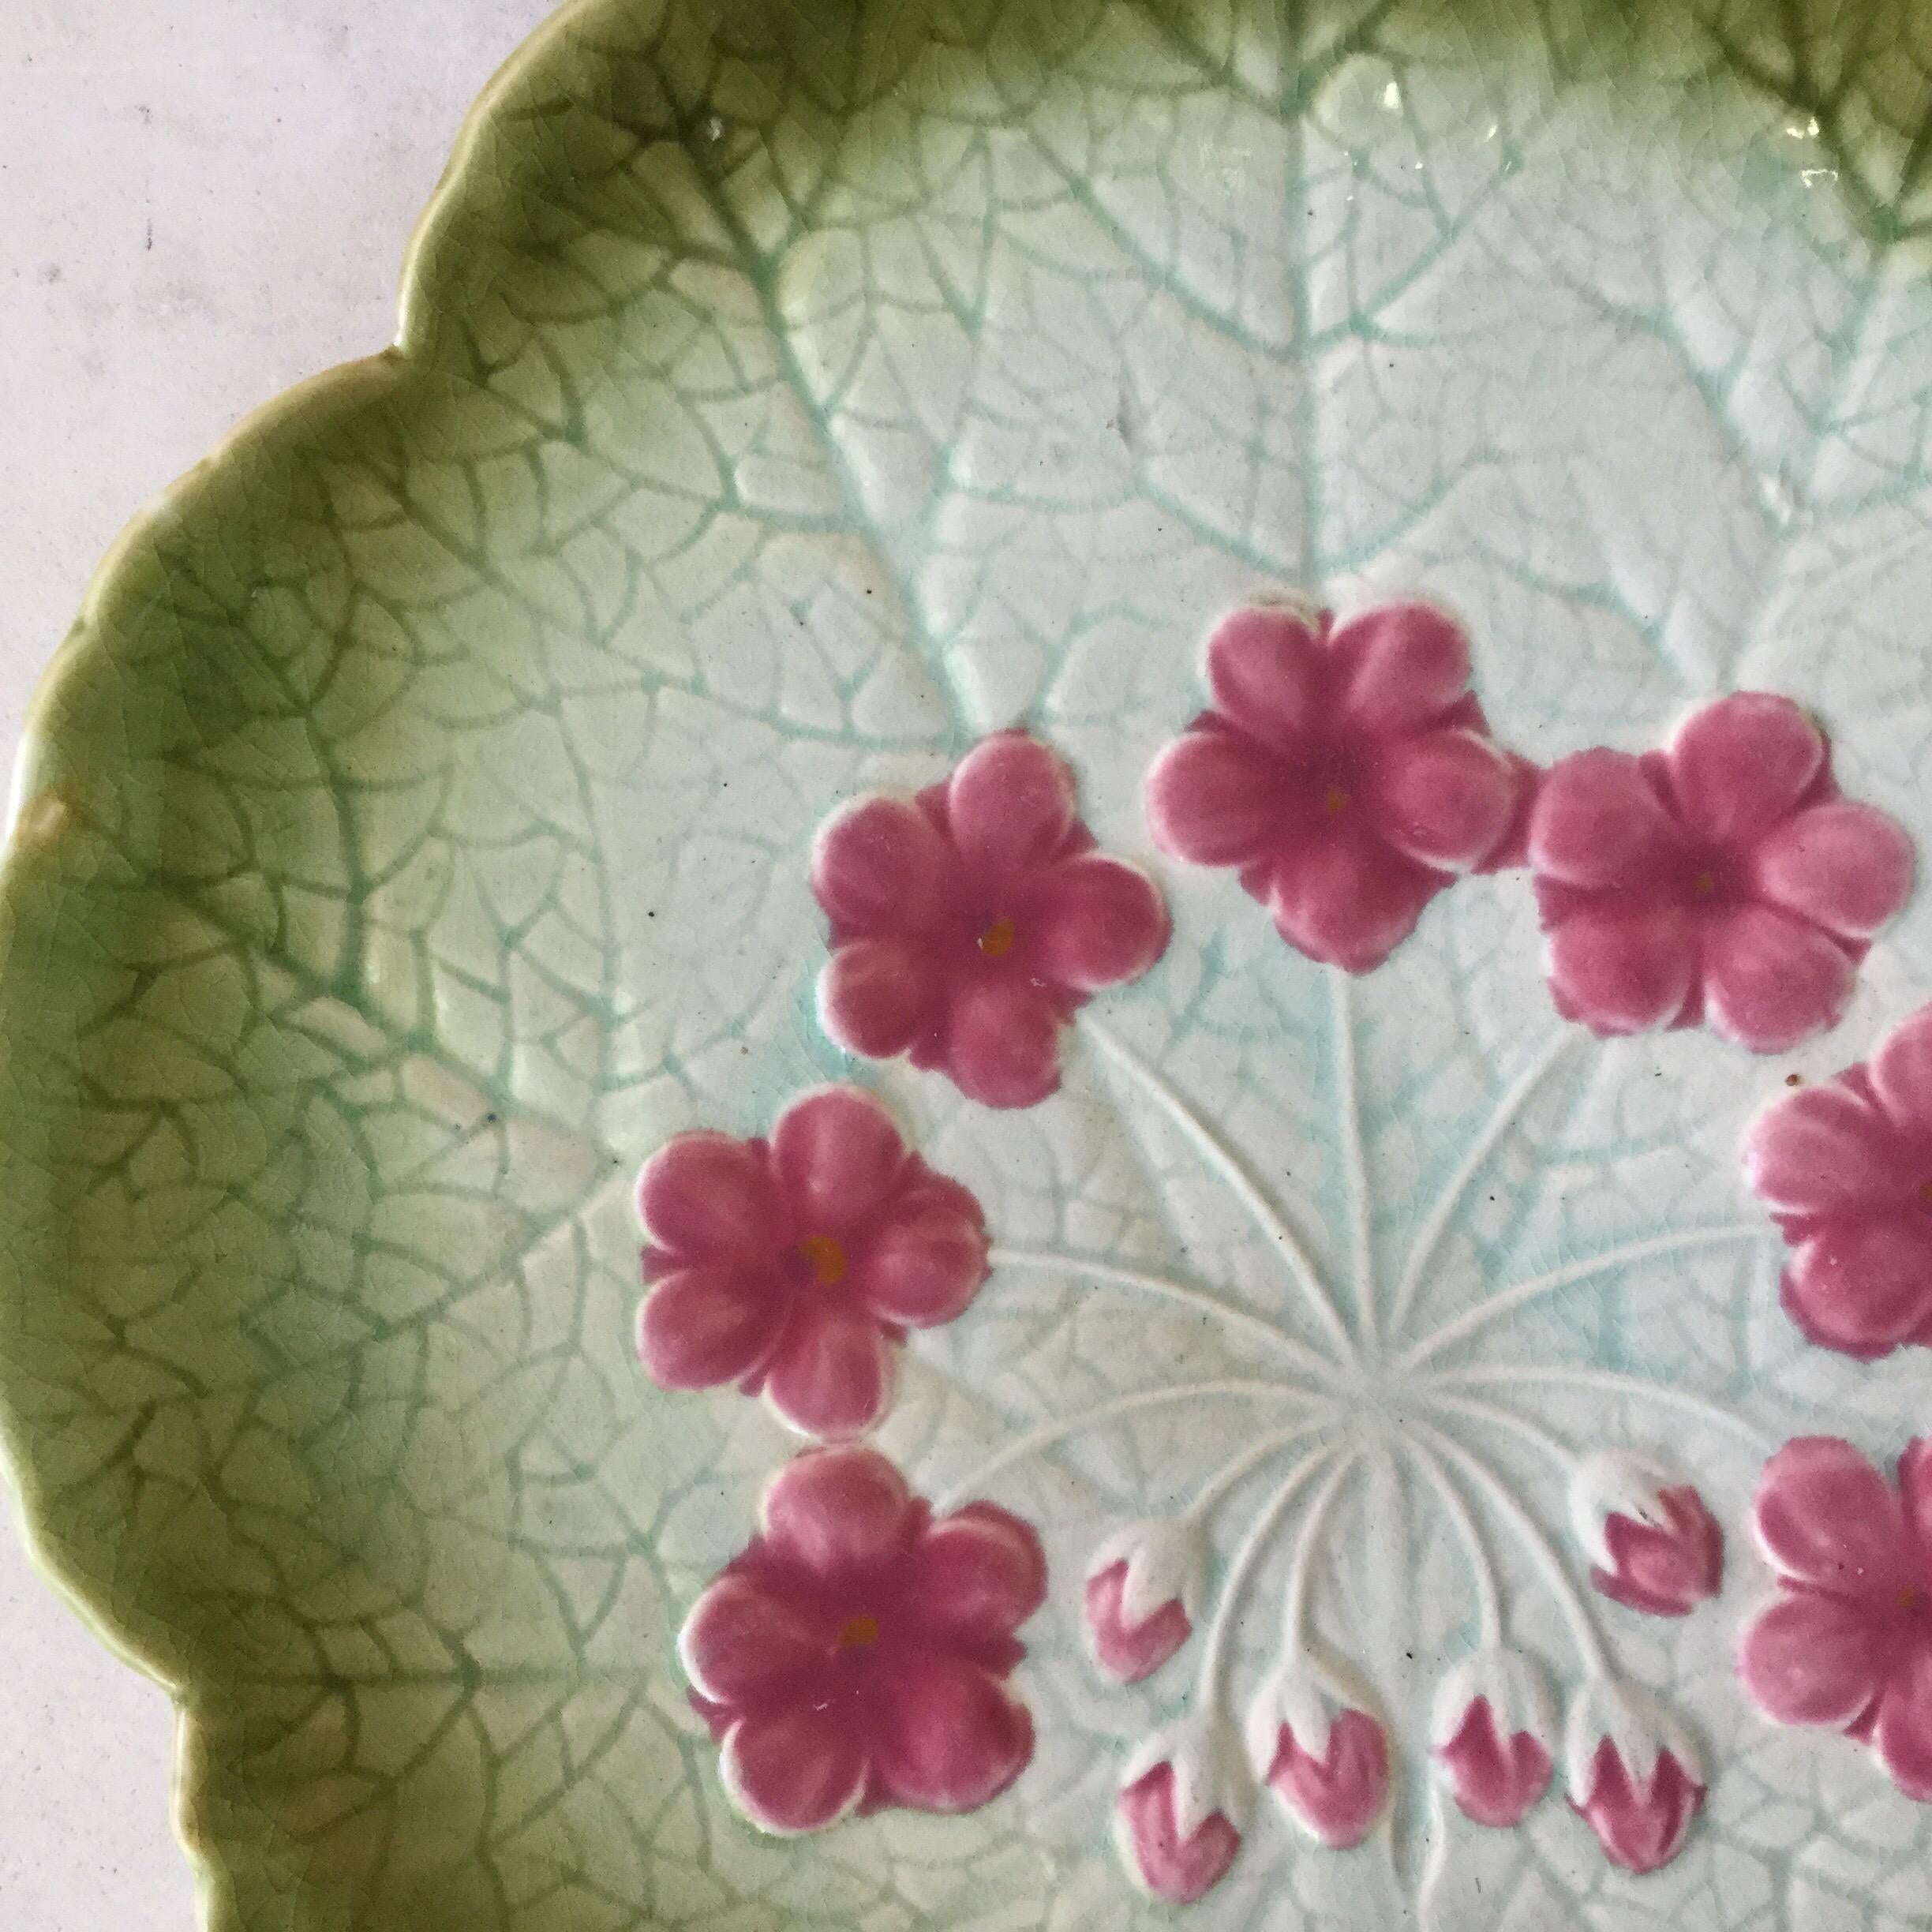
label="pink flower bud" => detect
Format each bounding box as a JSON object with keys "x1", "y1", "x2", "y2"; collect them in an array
[
  {"x1": 1570, "y1": 1450, "x2": 1723, "y2": 1617},
  {"x1": 1566, "y1": 1681, "x2": 1705, "y2": 1872},
  {"x1": 1115, "y1": 1717, "x2": 1249, "y2": 1903},
  {"x1": 1430, "y1": 1648, "x2": 1555, "y2": 1828},
  {"x1": 1244, "y1": 1656, "x2": 1389, "y2": 1849},
  {"x1": 1084, "y1": 1518, "x2": 1204, "y2": 1683}
]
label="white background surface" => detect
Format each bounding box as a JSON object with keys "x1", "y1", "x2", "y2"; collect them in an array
[{"x1": 0, "y1": 4, "x2": 556, "y2": 1922}]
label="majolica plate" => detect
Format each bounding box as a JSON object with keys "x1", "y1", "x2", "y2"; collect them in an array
[{"x1": 10, "y1": 1, "x2": 1932, "y2": 1926}]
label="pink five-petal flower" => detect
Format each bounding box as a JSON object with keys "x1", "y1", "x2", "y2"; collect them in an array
[
  {"x1": 1115, "y1": 1717, "x2": 1250, "y2": 1904},
  {"x1": 1738, "y1": 1436, "x2": 1932, "y2": 1801},
  {"x1": 1245, "y1": 1655, "x2": 1391, "y2": 1849},
  {"x1": 1084, "y1": 1517, "x2": 1206, "y2": 1683},
  {"x1": 812, "y1": 732, "x2": 1170, "y2": 1110},
  {"x1": 1565, "y1": 1681, "x2": 1705, "y2": 1873},
  {"x1": 1568, "y1": 1450, "x2": 1724, "y2": 1618},
  {"x1": 1431, "y1": 1648, "x2": 1556, "y2": 1829},
  {"x1": 1744, "y1": 1002, "x2": 1932, "y2": 1359},
  {"x1": 680, "y1": 1446, "x2": 1046, "y2": 1832},
  {"x1": 1528, "y1": 692, "x2": 1913, "y2": 1051},
  {"x1": 637, "y1": 1087, "x2": 990, "y2": 1440},
  {"x1": 1144, "y1": 600, "x2": 1531, "y2": 974}
]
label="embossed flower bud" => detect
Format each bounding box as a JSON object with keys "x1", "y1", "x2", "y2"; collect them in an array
[
  {"x1": 1569, "y1": 1449, "x2": 1723, "y2": 1616},
  {"x1": 1084, "y1": 1517, "x2": 1206, "y2": 1683},
  {"x1": 1115, "y1": 1716, "x2": 1249, "y2": 1904},
  {"x1": 1566, "y1": 1679, "x2": 1705, "y2": 1873},
  {"x1": 1243, "y1": 1653, "x2": 1389, "y2": 1849},
  {"x1": 1430, "y1": 1646, "x2": 1556, "y2": 1828}
]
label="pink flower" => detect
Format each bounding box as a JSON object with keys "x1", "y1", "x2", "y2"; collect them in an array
[
  {"x1": 680, "y1": 1446, "x2": 1046, "y2": 1833},
  {"x1": 1430, "y1": 1649, "x2": 1555, "y2": 1828},
  {"x1": 1144, "y1": 600, "x2": 1530, "y2": 973},
  {"x1": 1084, "y1": 1518, "x2": 1205, "y2": 1683},
  {"x1": 1565, "y1": 1682, "x2": 1705, "y2": 1873},
  {"x1": 1738, "y1": 1436, "x2": 1932, "y2": 1801},
  {"x1": 1745, "y1": 1003, "x2": 1932, "y2": 1358},
  {"x1": 637, "y1": 1087, "x2": 990, "y2": 1440},
  {"x1": 1568, "y1": 1451, "x2": 1724, "y2": 1618},
  {"x1": 1115, "y1": 1717, "x2": 1249, "y2": 1904},
  {"x1": 813, "y1": 732, "x2": 1170, "y2": 1109},
  {"x1": 1245, "y1": 1657, "x2": 1391, "y2": 1848},
  {"x1": 1528, "y1": 692, "x2": 1912, "y2": 1051}
]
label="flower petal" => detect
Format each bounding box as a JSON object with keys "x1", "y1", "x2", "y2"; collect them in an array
[
  {"x1": 818, "y1": 935, "x2": 942, "y2": 1061},
  {"x1": 1702, "y1": 904, "x2": 1856, "y2": 1053},
  {"x1": 1874, "y1": 1645, "x2": 1932, "y2": 1802},
  {"x1": 1263, "y1": 1707, "x2": 1391, "y2": 1848},
  {"x1": 770, "y1": 1087, "x2": 907, "y2": 1236},
  {"x1": 871, "y1": 1652, "x2": 1035, "y2": 1812},
  {"x1": 1738, "y1": 1592, "x2": 1885, "y2": 1730},
  {"x1": 904, "y1": 1503, "x2": 1048, "y2": 1646},
  {"x1": 1743, "y1": 1080, "x2": 1910, "y2": 1219},
  {"x1": 637, "y1": 1133, "x2": 783, "y2": 1263},
  {"x1": 1751, "y1": 1436, "x2": 1909, "y2": 1592},
  {"x1": 1144, "y1": 728, "x2": 1284, "y2": 867},
  {"x1": 1870, "y1": 1003, "x2": 1932, "y2": 1141},
  {"x1": 680, "y1": 1571, "x2": 826, "y2": 1705},
  {"x1": 763, "y1": 1304, "x2": 894, "y2": 1440},
  {"x1": 1086, "y1": 1563, "x2": 1193, "y2": 1683},
  {"x1": 1898, "y1": 1439, "x2": 1932, "y2": 1559},
  {"x1": 942, "y1": 978, "x2": 1065, "y2": 1110},
  {"x1": 1117, "y1": 1763, "x2": 1241, "y2": 1904},
  {"x1": 1267, "y1": 823, "x2": 1440, "y2": 973},
  {"x1": 1752, "y1": 800, "x2": 1914, "y2": 939},
  {"x1": 1031, "y1": 855, "x2": 1171, "y2": 992},
  {"x1": 946, "y1": 732, "x2": 1080, "y2": 878},
  {"x1": 1528, "y1": 749, "x2": 1685, "y2": 889},
  {"x1": 637, "y1": 1264, "x2": 779, "y2": 1391},
  {"x1": 852, "y1": 1190, "x2": 990, "y2": 1327},
  {"x1": 1593, "y1": 1486, "x2": 1723, "y2": 1617},
  {"x1": 811, "y1": 794, "x2": 949, "y2": 934},
  {"x1": 1436, "y1": 1699, "x2": 1552, "y2": 1829},
  {"x1": 761, "y1": 1446, "x2": 916, "y2": 1581},
  {"x1": 1544, "y1": 906, "x2": 1697, "y2": 1035},
  {"x1": 1203, "y1": 605, "x2": 1324, "y2": 750},
  {"x1": 1669, "y1": 693, "x2": 1825, "y2": 847},
  {"x1": 1365, "y1": 726, "x2": 1518, "y2": 872},
  {"x1": 1329, "y1": 601, "x2": 1472, "y2": 736},
  {"x1": 721, "y1": 1704, "x2": 867, "y2": 1834},
  {"x1": 1782, "y1": 1218, "x2": 1932, "y2": 1360}
]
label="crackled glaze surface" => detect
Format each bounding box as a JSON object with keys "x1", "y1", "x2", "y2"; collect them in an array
[{"x1": 10, "y1": 2, "x2": 1932, "y2": 1928}]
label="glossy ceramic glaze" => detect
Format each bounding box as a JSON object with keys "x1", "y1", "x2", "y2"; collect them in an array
[{"x1": 7, "y1": 2, "x2": 1932, "y2": 1926}]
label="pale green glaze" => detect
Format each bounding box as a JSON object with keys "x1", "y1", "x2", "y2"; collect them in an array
[{"x1": 6, "y1": 2, "x2": 1932, "y2": 1926}]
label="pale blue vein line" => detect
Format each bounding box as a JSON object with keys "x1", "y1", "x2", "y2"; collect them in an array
[
  {"x1": 1082, "y1": 1017, "x2": 1357, "y2": 1363},
  {"x1": 1398, "y1": 1222, "x2": 1769, "y2": 1372},
  {"x1": 1387, "y1": 1028, "x2": 1574, "y2": 1343},
  {"x1": 1282, "y1": 1451, "x2": 1354, "y2": 1652},
  {"x1": 1331, "y1": 966, "x2": 1377, "y2": 1354},
  {"x1": 1432, "y1": 1365, "x2": 1774, "y2": 1452},
  {"x1": 1185, "y1": 1415, "x2": 1338, "y2": 1526},
  {"x1": 988, "y1": 1246, "x2": 1335, "y2": 1378},
  {"x1": 1422, "y1": 1390, "x2": 1576, "y2": 1475},
  {"x1": 1413, "y1": 1420, "x2": 1608, "y2": 1677},
  {"x1": 937, "y1": 1381, "x2": 1324, "y2": 1511},
  {"x1": 1406, "y1": 1438, "x2": 1502, "y2": 1646},
  {"x1": 1199, "y1": 1447, "x2": 1345, "y2": 1709}
]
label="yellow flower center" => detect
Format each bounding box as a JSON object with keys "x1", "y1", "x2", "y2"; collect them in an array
[
  {"x1": 1323, "y1": 784, "x2": 1349, "y2": 816},
  {"x1": 797, "y1": 1234, "x2": 847, "y2": 1286},
  {"x1": 836, "y1": 1613, "x2": 880, "y2": 1650},
  {"x1": 978, "y1": 915, "x2": 1017, "y2": 959}
]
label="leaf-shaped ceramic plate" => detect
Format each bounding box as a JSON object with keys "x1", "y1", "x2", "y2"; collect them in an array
[{"x1": 10, "y1": 1, "x2": 1932, "y2": 1926}]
